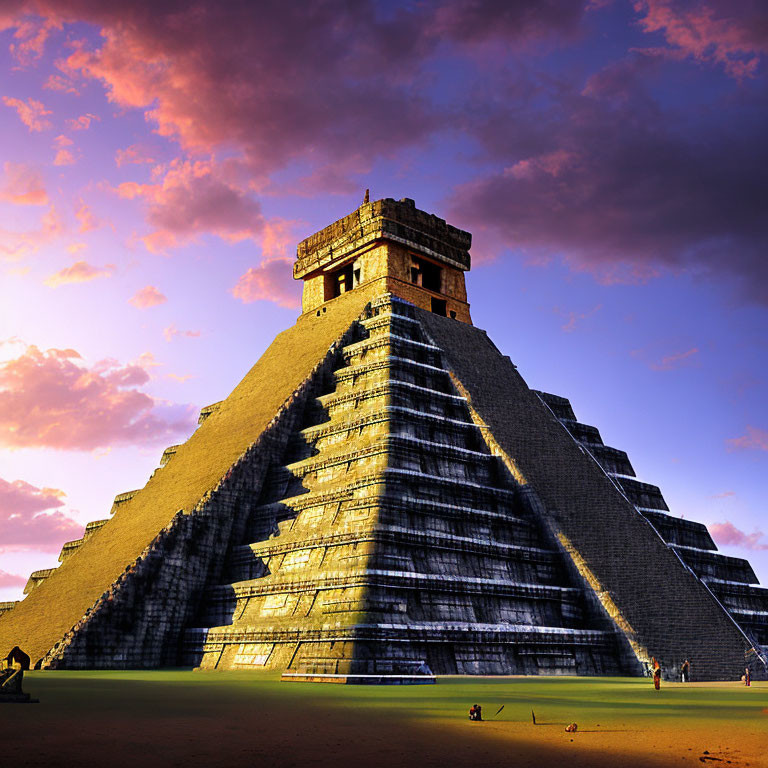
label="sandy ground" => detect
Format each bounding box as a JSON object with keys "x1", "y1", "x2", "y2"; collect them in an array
[
  {"x1": 441, "y1": 713, "x2": 768, "y2": 768},
  {"x1": 4, "y1": 674, "x2": 766, "y2": 768}
]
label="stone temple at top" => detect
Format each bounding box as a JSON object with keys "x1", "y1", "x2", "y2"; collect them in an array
[{"x1": 1, "y1": 197, "x2": 766, "y2": 682}]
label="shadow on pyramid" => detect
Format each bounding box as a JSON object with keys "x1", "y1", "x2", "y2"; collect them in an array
[{"x1": 1, "y1": 198, "x2": 766, "y2": 683}]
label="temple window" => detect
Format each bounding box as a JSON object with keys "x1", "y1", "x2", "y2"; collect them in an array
[
  {"x1": 431, "y1": 298, "x2": 447, "y2": 316},
  {"x1": 326, "y1": 259, "x2": 362, "y2": 300},
  {"x1": 410, "y1": 256, "x2": 442, "y2": 293}
]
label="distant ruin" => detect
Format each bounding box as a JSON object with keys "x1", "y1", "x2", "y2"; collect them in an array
[{"x1": 1, "y1": 198, "x2": 765, "y2": 682}]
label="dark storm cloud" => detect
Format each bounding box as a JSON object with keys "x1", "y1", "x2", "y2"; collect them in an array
[{"x1": 448, "y1": 54, "x2": 768, "y2": 300}]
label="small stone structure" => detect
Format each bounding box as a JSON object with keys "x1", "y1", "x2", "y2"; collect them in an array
[
  {"x1": 0, "y1": 198, "x2": 765, "y2": 681},
  {"x1": 1, "y1": 646, "x2": 35, "y2": 703}
]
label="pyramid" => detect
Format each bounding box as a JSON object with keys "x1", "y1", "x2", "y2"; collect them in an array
[{"x1": 1, "y1": 198, "x2": 766, "y2": 682}]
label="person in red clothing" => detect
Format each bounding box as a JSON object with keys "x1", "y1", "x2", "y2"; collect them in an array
[{"x1": 652, "y1": 658, "x2": 662, "y2": 691}]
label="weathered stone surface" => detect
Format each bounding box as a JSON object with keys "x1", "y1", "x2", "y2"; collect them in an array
[
  {"x1": 536, "y1": 389, "x2": 768, "y2": 666},
  {"x1": 418, "y1": 310, "x2": 763, "y2": 680},
  {"x1": 295, "y1": 197, "x2": 471, "y2": 279}
]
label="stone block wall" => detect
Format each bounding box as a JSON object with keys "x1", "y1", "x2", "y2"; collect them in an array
[
  {"x1": 419, "y1": 309, "x2": 758, "y2": 681},
  {"x1": 184, "y1": 295, "x2": 634, "y2": 677},
  {"x1": 36, "y1": 327, "x2": 360, "y2": 669}
]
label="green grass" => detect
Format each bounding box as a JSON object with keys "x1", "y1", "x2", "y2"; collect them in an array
[{"x1": 22, "y1": 671, "x2": 767, "y2": 729}]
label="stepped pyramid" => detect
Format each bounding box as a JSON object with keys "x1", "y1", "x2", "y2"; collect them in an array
[{"x1": 1, "y1": 197, "x2": 766, "y2": 682}]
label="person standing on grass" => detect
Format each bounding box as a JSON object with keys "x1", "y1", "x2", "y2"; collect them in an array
[
  {"x1": 744, "y1": 667, "x2": 751, "y2": 687},
  {"x1": 681, "y1": 659, "x2": 690, "y2": 683},
  {"x1": 652, "y1": 658, "x2": 662, "y2": 691}
]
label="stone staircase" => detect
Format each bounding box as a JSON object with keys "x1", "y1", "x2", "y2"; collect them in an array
[
  {"x1": 537, "y1": 390, "x2": 768, "y2": 671},
  {"x1": 182, "y1": 296, "x2": 634, "y2": 676}
]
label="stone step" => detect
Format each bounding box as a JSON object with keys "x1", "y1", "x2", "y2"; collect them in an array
[
  {"x1": 673, "y1": 545, "x2": 758, "y2": 584},
  {"x1": 559, "y1": 419, "x2": 604, "y2": 446},
  {"x1": 231, "y1": 526, "x2": 556, "y2": 568},
  {"x1": 640, "y1": 509, "x2": 716, "y2": 550},
  {"x1": 247, "y1": 496, "x2": 533, "y2": 548},
  {"x1": 190, "y1": 621, "x2": 617, "y2": 647},
  {"x1": 535, "y1": 391, "x2": 577, "y2": 421},
  {"x1": 307, "y1": 380, "x2": 470, "y2": 427},
  {"x1": 23, "y1": 568, "x2": 57, "y2": 595},
  {"x1": 294, "y1": 405, "x2": 480, "y2": 449},
  {"x1": 205, "y1": 570, "x2": 581, "y2": 602},
  {"x1": 264, "y1": 436, "x2": 498, "y2": 501},
  {"x1": 197, "y1": 400, "x2": 223, "y2": 425},
  {"x1": 160, "y1": 444, "x2": 181, "y2": 466},
  {"x1": 110, "y1": 489, "x2": 140, "y2": 515},
  {"x1": 584, "y1": 444, "x2": 635, "y2": 477},
  {"x1": 613, "y1": 476, "x2": 669, "y2": 511}
]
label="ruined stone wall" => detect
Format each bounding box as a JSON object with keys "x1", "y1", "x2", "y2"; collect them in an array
[{"x1": 419, "y1": 310, "x2": 754, "y2": 680}]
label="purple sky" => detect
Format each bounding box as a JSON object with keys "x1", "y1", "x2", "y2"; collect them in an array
[{"x1": 1, "y1": 0, "x2": 767, "y2": 600}]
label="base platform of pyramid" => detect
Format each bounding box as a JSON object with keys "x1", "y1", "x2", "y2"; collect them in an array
[{"x1": 1, "y1": 198, "x2": 765, "y2": 681}]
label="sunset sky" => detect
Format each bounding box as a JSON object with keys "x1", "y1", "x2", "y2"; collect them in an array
[{"x1": 1, "y1": 0, "x2": 767, "y2": 602}]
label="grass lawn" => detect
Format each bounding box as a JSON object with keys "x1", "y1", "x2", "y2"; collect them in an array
[{"x1": 6, "y1": 672, "x2": 767, "y2": 768}]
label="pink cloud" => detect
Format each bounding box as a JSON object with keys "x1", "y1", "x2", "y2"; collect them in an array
[
  {"x1": 66, "y1": 113, "x2": 99, "y2": 131},
  {"x1": 0, "y1": 1, "x2": 588, "y2": 253},
  {"x1": 53, "y1": 150, "x2": 74, "y2": 166},
  {"x1": 129, "y1": 285, "x2": 167, "y2": 308},
  {"x1": 555, "y1": 303, "x2": 602, "y2": 332},
  {"x1": 0, "y1": 569, "x2": 26, "y2": 588},
  {"x1": 0, "y1": 343, "x2": 196, "y2": 450},
  {"x1": 232, "y1": 256, "x2": 300, "y2": 309},
  {"x1": 7, "y1": 13, "x2": 61, "y2": 65},
  {"x1": 75, "y1": 202, "x2": 101, "y2": 233},
  {"x1": 0, "y1": 204, "x2": 65, "y2": 261},
  {"x1": 649, "y1": 347, "x2": 700, "y2": 371},
  {"x1": 115, "y1": 160, "x2": 267, "y2": 252},
  {"x1": 53, "y1": 135, "x2": 76, "y2": 166},
  {"x1": 635, "y1": 0, "x2": 768, "y2": 79},
  {"x1": 44, "y1": 260, "x2": 115, "y2": 287},
  {"x1": 50, "y1": 5, "x2": 441, "y2": 177},
  {"x1": 0, "y1": 475, "x2": 81, "y2": 554},
  {"x1": 260, "y1": 218, "x2": 300, "y2": 259},
  {"x1": 115, "y1": 143, "x2": 156, "y2": 167},
  {"x1": 0, "y1": 162, "x2": 48, "y2": 205},
  {"x1": 711, "y1": 490, "x2": 736, "y2": 498},
  {"x1": 630, "y1": 346, "x2": 700, "y2": 370},
  {"x1": 163, "y1": 324, "x2": 201, "y2": 342},
  {"x1": 505, "y1": 149, "x2": 577, "y2": 180},
  {"x1": 2, "y1": 96, "x2": 53, "y2": 132},
  {"x1": 710, "y1": 521, "x2": 768, "y2": 550},
  {"x1": 726, "y1": 425, "x2": 768, "y2": 452},
  {"x1": 43, "y1": 73, "x2": 80, "y2": 95}
]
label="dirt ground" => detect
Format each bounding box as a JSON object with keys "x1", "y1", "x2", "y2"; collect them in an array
[{"x1": 4, "y1": 673, "x2": 766, "y2": 768}]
